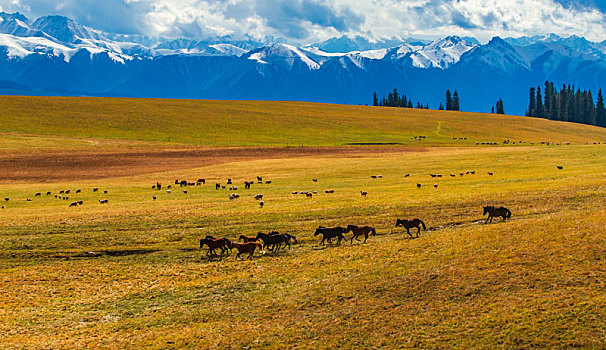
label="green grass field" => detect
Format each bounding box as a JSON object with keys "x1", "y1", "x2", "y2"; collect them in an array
[{"x1": 1, "y1": 96, "x2": 605, "y2": 349}]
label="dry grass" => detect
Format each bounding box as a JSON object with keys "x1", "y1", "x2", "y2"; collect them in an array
[{"x1": 1, "y1": 143, "x2": 605, "y2": 349}]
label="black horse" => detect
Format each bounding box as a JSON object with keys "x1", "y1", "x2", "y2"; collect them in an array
[
  {"x1": 256, "y1": 232, "x2": 288, "y2": 252},
  {"x1": 314, "y1": 227, "x2": 347, "y2": 246},
  {"x1": 395, "y1": 218, "x2": 426, "y2": 238},
  {"x1": 483, "y1": 206, "x2": 511, "y2": 223}
]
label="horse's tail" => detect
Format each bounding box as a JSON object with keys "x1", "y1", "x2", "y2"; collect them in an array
[
  {"x1": 370, "y1": 227, "x2": 376, "y2": 236},
  {"x1": 199, "y1": 240, "x2": 204, "y2": 249},
  {"x1": 505, "y1": 209, "x2": 511, "y2": 219},
  {"x1": 419, "y1": 220, "x2": 427, "y2": 230},
  {"x1": 257, "y1": 243, "x2": 265, "y2": 255}
]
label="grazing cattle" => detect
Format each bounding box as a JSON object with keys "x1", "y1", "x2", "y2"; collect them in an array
[
  {"x1": 166, "y1": 190, "x2": 172, "y2": 194},
  {"x1": 222, "y1": 186, "x2": 226, "y2": 189},
  {"x1": 227, "y1": 179, "x2": 232, "y2": 185},
  {"x1": 76, "y1": 189, "x2": 81, "y2": 193},
  {"x1": 183, "y1": 190, "x2": 188, "y2": 194},
  {"x1": 188, "y1": 182, "x2": 195, "y2": 186},
  {"x1": 404, "y1": 174, "x2": 410, "y2": 177},
  {"x1": 104, "y1": 190, "x2": 108, "y2": 194},
  {"x1": 325, "y1": 190, "x2": 335, "y2": 193},
  {"x1": 377, "y1": 175, "x2": 383, "y2": 178},
  {"x1": 345, "y1": 225, "x2": 376, "y2": 244},
  {"x1": 55, "y1": 195, "x2": 58, "y2": 198},
  {"x1": 152, "y1": 185, "x2": 156, "y2": 190},
  {"x1": 229, "y1": 193, "x2": 240, "y2": 200},
  {"x1": 3, "y1": 198, "x2": 8, "y2": 202},
  {"x1": 433, "y1": 184, "x2": 438, "y2": 188},
  {"x1": 216, "y1": 183, "x2": 221, "y2": 190},
  {"x1": 26, "y1": 198, "x2": 32, "y2": 202},
  {"x1": 557, "y1": 166, "x2": 563, "y2": 170},
  {"x1": 35, "y1": 193, "x2": 41, "y2": 197},
  {"x1": 197, "y1": 179, "x2": 205, "y2": 185},
  {"x1": 360, "y1": 191, "x2": 368, "y2": 197},
  {"x1": 99, "y1": 199, "x2": 109, "y2": 204},
  {"x1": 229, "y1": 242, "x2": 264, "y2": 260},
  {"x1": 77, "y1": 201, "x2": 83, "y2": 205},
  {"x1": 259, "y1": 201, "x2": 264, "y2": 208},
  {"x1": 431, "y1": 174, "x2": 437, "y2": 178},
  {"x1": 470, "y1": 171, "x2": 475, "y2": 175},
  {"x1": 46, "y1": 192, "x2": 51, "y2": 195},
  {"x1": 65, "y1": 190, "x2": 71, "y2": 194},
  {"x1": 450, "y1": 173, "x2": 456, "y2": 177},
  {"x1": 395, "y1": 218, "x2": 427, "y2": 238},
  {"x1": 69, "y1": 202, "x2": 78, "y2": 207},
  {"x1": 180, "y1": 180, "x2": 188, "y2": 187},
  {"x1": 306, "y1": 192, "x2": 313, "y2": 198},
  {"x1": 312, "y1": 191, "x2": 317, "y2": 194},
  {"x1": 254, "y1": 194, "x2": 263, "y2": 200},
  {"x1": 244, "y1": 181, "x2": 252, "y2": 189},
  {"x1": 488, "y1": 172, "x2": 494, "y2": 176},
  {"x1": 313, "y1": 179, "x2": 318, "y2": 182},
  {"x1": 153, "y1": 196, "x2": 157, "y2": 200},
  {"x1": 156, "y1": 182, "x2": 162, "y2": 190},
  {"x1": 460, "y1": 173, "x2": 464, "y2": 176},
  {"x1": 59, "y1": 191, "x2": 64, "y2": 194},
  {"x1": 93, "y1": 188, "x2": 98, "y2": 192},
  {"x1": 167, "y1": 185, "x2": 172, "y2": 189},
  {"x1": 175, "y1": 179, "x2": 180, "y2": 185},
  {"x1": 483, "y1": 206, "x2": 511, "y2": 223},
  {"x1": 465, "y1": 171, "x2": 470, "y2": 174},
  {"x1": 416, "y1": 183, "x2": 421, "y2": 189},
  {"x1": 292, "y1": 191, "x2": 299, "y2": 194},
  {"x1": 314, "y1": 227, "x2": 347, "y2": 246},
  {"x1": 63, "y1": 197, "x2": 69, "y2": 201},
  {"x1": 257, "y1": 176, "x2": 263, "y2": 183},
  {"x1": 265, "y1": 180, "x2": 272, "y2": 184},
  {"x1": 371, "y1": 175, "x2": 377, "y2": 179}
]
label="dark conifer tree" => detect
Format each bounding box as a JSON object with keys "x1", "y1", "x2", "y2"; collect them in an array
[
  {"x1": 491, "y1": 106, "x2": 495, "y2": 113},
  {"x1": 597, "y1": 89, "x2": 606, "y2": 127},
  {"x1": 445, "y1": 90, "x2": 453, "y2": 110},
  {"x1": 408, "y1": 100, "x2": 413, "y2": 108},
  {"x1": 527, "y1": 87, "x2": 536, "y2": 117},
  {"x1": 373, "y1": 92, "x2": 378, "y2": 106},
  {"x1": 453, "y1": 91, "x2": 460, "y2": 111},
  {"x1": 439, "y1": 102, "x2": 444, "y2": 110},
  {"x1": 536, "y1": 87, "x2": 544, "y2": 118}
]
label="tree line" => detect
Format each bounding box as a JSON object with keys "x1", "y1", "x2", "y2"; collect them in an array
[
  {"x1": 373, "y1": 89, "x2": 461, "y2": 111},
  {"x1": 526, "y1": 81, "x2": 606, "y2": 127}
]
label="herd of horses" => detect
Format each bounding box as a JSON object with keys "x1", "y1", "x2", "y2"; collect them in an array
[{"x1": 200, "y1": 206, "x2": 511, "y2": 260}]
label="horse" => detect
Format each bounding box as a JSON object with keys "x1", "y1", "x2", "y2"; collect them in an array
[
  {"x1": 199, "y1": 237, "x2": 230, "y2": 257},
  {"x1": 230, "y1": 242, "x2": 265, "y2": 260},
  {"x1": 395, "y1": 218, "x2": 426, "y2": 238},
  {"x1": 239, "y1": 234, "x2": 257, "y2": 243},
  {"x1": 314, "y1": 227, "x2": 347, "y2": 246},
  {"x1": 256, "y1": 232, "x2": 287, "y2": 252},
  {"x1": 270, "y1": 232, "x2": 298, "y2": 250},
  {"x1": 483, "y1": 206, "x2": 511, "y2": 223},
  {"x1": 345, "y1": 225, "x2": 376, "y2": 244}
]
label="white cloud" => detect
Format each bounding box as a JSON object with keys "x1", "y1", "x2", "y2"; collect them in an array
[{"x1": 0, "y1": 0, "x2": 605, "y2": 43}]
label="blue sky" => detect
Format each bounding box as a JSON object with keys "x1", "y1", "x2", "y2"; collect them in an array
[{"x1": 1, "y1": 0, "x2": 605, "y2": 43}]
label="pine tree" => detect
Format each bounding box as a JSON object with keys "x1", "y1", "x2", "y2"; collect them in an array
[
  {"x1": 527, "y1": 87, "x2": 536, "y2": 117},
  {"x1": 585, "y1": 90, "x2": 596, "y2": 125},
  {"x1": 453, "y1": 91, "x2": 460, "y2": 111},
  {"x1": 445, "y1": 90, "x2": 452, "y2": 110},
  {"x1": 596, "y1": 89, "x2": 606, "y2": 127},
  {"x1": 536, "y1": 87, "x2": 544, "y2": 118},
  {"x1": 543, "y1": 81, "x2": 551, "y2": 118},
  {"x1": 496, "y1": 99, "x2": 505, "y2": 114},
  {"x1": 491, "y1": 106, "x2": 495, "y2": 113},
  {"x1": 373, "y1": 92, "x2": 378, "y2": 106},
  {"x1": 408, "y1": 100, "x2": 413, "y2": 108},
  {"x1": 439, "y1": 102, "x2": 444, "y2": 110}
]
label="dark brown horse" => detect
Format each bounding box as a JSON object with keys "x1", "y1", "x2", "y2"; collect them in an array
[
  {"x1": 483, "y1": 206, "x2": 511, "y2": 223},
  {"x1": 230, "y1": 242, "x2": 265, "y2": 260},
  {"x1": 395, "y1": 218, "x2": 426, "y2": 238},
  {"x1": 345, "y1": 225, "x2": 376, "y2": 244},
  {"x1": 239, "y1": 234, "x2": 257, "y2": 243},
  {"x1": 199, "y1": 237, "x2": 230, "y2": 257},
  {"x1": 314, "y1": 227, "x2": 347, "y2": 246}
]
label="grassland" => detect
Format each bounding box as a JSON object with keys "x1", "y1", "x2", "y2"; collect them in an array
[{"x1": 0, "y1": 96, "x2": 605, "y2": 349}]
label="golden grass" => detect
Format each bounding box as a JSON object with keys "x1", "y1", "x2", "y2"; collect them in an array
[
  {"x1": 1, "y1": 143, "x2": 605, "y2": 349},
  {"x1": 0, "y1": 96, "x2": 605, "y2": 148}
]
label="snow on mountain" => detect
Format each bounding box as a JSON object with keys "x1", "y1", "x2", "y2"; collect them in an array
[
  {"x1": 245, "y1": 43, "x2": 323, "y2": 70},
  {"x1": 31, "y1": 15, "x2": 107, "y2": 44},
  {"x1": 408, "y1": 36, "x2": 477, "y2": 69},
  {"x1": 457, "y1": 36, "x2": 530, "y2": 74}
]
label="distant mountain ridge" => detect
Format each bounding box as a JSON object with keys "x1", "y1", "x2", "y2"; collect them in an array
[{"x1": 0, "y1": 12, "x2": 605, "y2": 115}]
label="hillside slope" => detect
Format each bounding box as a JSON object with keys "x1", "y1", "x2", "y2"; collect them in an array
[{"x1": 0, "y1": 96, "x2": 605, "y2": 147}]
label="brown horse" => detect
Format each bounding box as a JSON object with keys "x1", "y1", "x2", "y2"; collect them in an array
[
  {"x1": 345, "y1": 225, "x2": 376, "y2": 244},
  {"x1": 483, "y1": 206, "x2": 511, "y2": 223},
  {"x1": 239, "y1": 234, "x2": 257, "y2": 243},
  {"x1": 395, "y1": 218, "x2": 426, "y2": 238},
  {"x1": 314, "y1": 227, "x2": 347, "y2": 246},
  {"x1": 230, "y1": 242, "x2": 265, "y2": 260},
  {"x1": 199, "y1": 237, "x2": 230, "y2": 257}
]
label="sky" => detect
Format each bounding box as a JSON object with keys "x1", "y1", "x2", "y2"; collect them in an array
[{"x1": 0, "y1": 0, "x2": 605, "y2": 44}]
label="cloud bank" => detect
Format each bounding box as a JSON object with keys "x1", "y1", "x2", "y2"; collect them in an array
[{"x1": 0, "y1": 0, "x2": 605, "y2": 43}]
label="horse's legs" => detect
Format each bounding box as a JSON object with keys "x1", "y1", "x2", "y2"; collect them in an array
[
  {"x1": 417, "y1": 226, "x2": 421, "y2": 237},
  {"x1": 320, "y1": 236, "x2": 325, "y2": 245},
  {"x1": 363, "y1": 233, "x2": 368, "y2": 243},
  {"x1": 406, "y1": 228, "x2": 412, "y2": 238}
]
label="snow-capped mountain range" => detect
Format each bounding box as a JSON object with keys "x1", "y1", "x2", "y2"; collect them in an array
[{"x1": 1, "y1": 12, "x2": 606, "y2": 115}]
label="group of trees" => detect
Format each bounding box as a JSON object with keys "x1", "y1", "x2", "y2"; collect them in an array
[
  {"x1": 373, "y1": 89, "x2": 462, "y2": 111},
  {"x1": 373, "y1": 89, "x2": 429, "y2": 109},
  {"x1": 526, "y1": 81, "x2": 606, "y2": 127},
  {"x1": 492, "y1": 99, "x2": 505, "y2": 114}
]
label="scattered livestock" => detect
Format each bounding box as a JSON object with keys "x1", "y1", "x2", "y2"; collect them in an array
[
  {"x1": 4, "y1": 198, "x2": 8, "y2": 202},
  {"x1": 244, "y1": 181, "x2": 252, "y2": 189},
  {"x1": 153, "y1": 196, "x2": 157, "y2": 200},
  {"x1": 488, "y1": 172, "x2": 494, "y2": 176},
  {"x1": 557, "y1": 166, "x2": 563, "y2": 170},
  {"x1": 216, "y1": 183, "x2": 221, "y2": 190},
  {"x1": 259, "y1": 201, "x2": 264, "y2": 208},
  {"x1": 229, "y1": 193, "x2": 240, "y2": 200},
  {"x1": 239, "y1": 234, "x2": 257, "y2": 243},
  {"x1": 254, "y1": 193, "x2": 263, "y2": 200},
  {"x1": 76, "y1": 189, "x2": 81, "y2": 193},
  {"x1": 99, "y1": 199, "x2": 109, "y2": 204},
  {"x1": 395, "y1": 218, "x2": 426, "y2": 238},
  {"x1": 345, "y1": 225, "x2": 376, "y2": 244},
  {"x1": 433, "y1": 184, "x2": 438, "y2": 188},
  {"x1": 483, "y1": 206, "x2": 511, "y2": 223},
  {"x1": 46, "y1": 192, "x2": 51, "y2": 196},
  {"x1": 265, "y1": 180, "x2": 272, "y2": 184},
  {"x1": 35, "y1": 193, "x2": 41, "y2": 197},
  {"x1": 93, "y1": 188, "x2": 98, "y2": 192},
  {"x1": 306, "y1": 192, "x2": 313, "y2": 198},
  {"x1": 199, "y1": 237, "x2": 231, "y2": 257},
  {"x1": 257, "y1": 176, "x2": 263, "y2": 183},
  {"x1": 404, "y1": 174, "x2": 410, "y2": 177},
  {"x1": 26, "y1": 198, "x2": 32, "y2": 202},
  {"x1": 360, "y1": 191, "x2": 368, "y2": 197},
  {"x1": 325, "y1": 190, "x2": 334, "y2": 194},
  {"x1": 167, "y1": 190, "x2": 172, "y2": 194},
  {"x1": 417, "y1": 183, "x2": 421, "y2": 189},
  {"x1": 313, "y1": 179, "x2": 318, "y2": 182}
]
